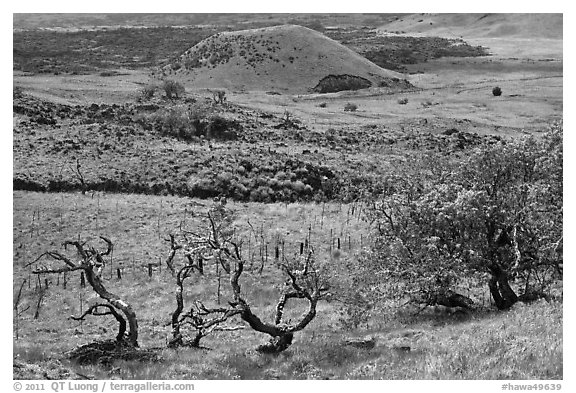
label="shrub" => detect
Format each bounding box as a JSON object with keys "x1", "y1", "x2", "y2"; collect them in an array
[
  {"x1": 397, "y1": 97, "x2": 409, "y2": 105},
  {"x1": 344, "y1": 103, "x2": 358, "y2": 112},
  {"x1": 141, "y1": 84, "x2": 158, "y2": 100},
  {"x1": 162, "y1": 80, "x2": 185, "y2": 99},
  {"x1": 153, "y1": 107, "x2": 191, "y2": 139},
  {"x1": 184, "y1": 56, "x2": 201, "y2": 69},
  {"x1": 205, "y1": 115, "x2": 240, "y2": 140},
  {"x1": 492, "y1": 86, "x2": 502, "y2": 96},
  {"x1": 13, "y1": 85, "x2": 24, "y2": 98}
]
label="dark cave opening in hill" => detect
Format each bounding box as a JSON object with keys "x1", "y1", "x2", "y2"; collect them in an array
[{"x1": 312, "y1": 74, "x2": 372, "y2": 93}]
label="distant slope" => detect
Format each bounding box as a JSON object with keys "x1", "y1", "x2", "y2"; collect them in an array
[
  {"x1": 161, "y1": 24, "x2": 408, "y2": 93},
  {"x1": 380, "y1": 13, "x2": 562, "y2": 40}
]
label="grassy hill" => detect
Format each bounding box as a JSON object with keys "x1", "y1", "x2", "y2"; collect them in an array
[
  {"x1": 380, "y1": 13, "x2": 563, "y2": 40},
  {"x1": 161, "y1": 25, "x2": 409, "y2": 93}
]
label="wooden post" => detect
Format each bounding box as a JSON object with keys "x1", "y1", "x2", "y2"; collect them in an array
[
  {"x1": 300, "y1": 242, "x2": 304, "y2": 255},
  {"x1": 80, "y1": 272, "x2": 86, "y2": 288},
  {"x1": 109, "y1": 243, "x2": 114, "y2": 279},
  {"x1": 96, "y1": 194, "x2": 100, "y2": 232},
  {"x1": 79, "y1": 292, "x2": 84, "y2": 332},
  {"x1": 31, "y1": 209, "x2": 35, "y2": 238},
  {"x1": 148, "y1": 264, "x2": 153, "y2": 278},
  {"x1": 117, "y1": 268, "x2": 122, "y2": 280},
  {"x1": 216, "y1": 262, "x2": 221, "y2": 305},
  {"x1": 337, "y1": 238, "x2": 341, "y2": 250},
  {"x1": 157, "y1": 199, "x2": 162, "y2": 239}
]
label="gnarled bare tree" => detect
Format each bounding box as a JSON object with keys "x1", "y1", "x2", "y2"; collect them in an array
[
  {"x1": 230, "y1": 249, "x2": 328, "y2": 353},
  {"x1": 29, "y1": 237, "x2": 139, "y2": 347},
  {"x1": 179, "y1": 202, "x2": 329, "y2": 353},
  {"x1": 165, "y1": 233, "x2": 242, "y2": 348}
]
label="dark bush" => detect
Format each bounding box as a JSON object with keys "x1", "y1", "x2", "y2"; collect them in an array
[
  {"x1": 205, "y1": 115, "x2": 240, "y2": 140},
  {"x1": 344, "y1": 103, "x2": 358, "y2": 112},
  {"x1": 162, "y1": 80, "x2": 185, "y2": 99},
  {"x1": 492, "y1": 86, "x2": 502, "y2": 96},
  {"x1": 184, "y1": 56, "x2": 201, "y2": 69},
  {"x1": 13, "y1": 85, "x2": 24, "y2": 99}
]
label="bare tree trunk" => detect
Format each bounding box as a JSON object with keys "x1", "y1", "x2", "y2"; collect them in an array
[
  {"x1": 168, "y1": 267, "x2": 189, "y2": 348},
  {"x1": 488, "y1": 270, "x2": 518, "y2": 310},
  {"x1": 230, "y1": 259, "x2": 321, "y2": 353},
  {"x1": 31, "y1": 237, "x2": 139, "y2": 347},
  {"x1": 85, "y1": 269, "x2": 139, "y2": 346},
  {"x1": 72, "y1": 304, "x2": 127, "y2": 343}
]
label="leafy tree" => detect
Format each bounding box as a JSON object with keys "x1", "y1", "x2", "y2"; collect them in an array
[{"x1": 360, "y1": 124, "x2": 562, "y2": 310}]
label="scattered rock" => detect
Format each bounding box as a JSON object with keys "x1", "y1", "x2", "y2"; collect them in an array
[{"x1": 343, "y1": 336, "x2": 376, "y2": 350}]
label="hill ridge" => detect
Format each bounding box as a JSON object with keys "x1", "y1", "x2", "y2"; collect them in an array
[{"x1": 161, "y1": 24, "x2": 408, "y2": 93}]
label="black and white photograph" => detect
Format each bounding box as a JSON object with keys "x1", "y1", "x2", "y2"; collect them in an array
[{"x1": 9, "y1": 5, "x2": 566, "y2": 389}]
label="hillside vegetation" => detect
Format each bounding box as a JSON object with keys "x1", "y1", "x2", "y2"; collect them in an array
[
  {"x1": 13, "y1": 192, "x2": 562, "y2": 380},
  {"x1": 161, "y1": 25, "x2": 409, "y2": 93},
  {"x1": 12, "y1": 14, "x2": 563, "y2": 381}
]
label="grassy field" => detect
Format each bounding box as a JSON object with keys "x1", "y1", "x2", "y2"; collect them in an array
[
  {"x1": 12, "y1": 14, "x2": 563, "y2": 381},
  {"x1": 12, "y1": 191, "x2": 562, "y2": 380}
]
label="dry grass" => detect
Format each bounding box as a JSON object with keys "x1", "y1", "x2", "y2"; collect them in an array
[{"x1": 12, "y1": 191, "x2": 562, "y2": 380}]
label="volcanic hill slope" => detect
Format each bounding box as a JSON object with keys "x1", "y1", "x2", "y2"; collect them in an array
[
  {"x1": 380, "y1": 13, "x2": 563, "y2": 40},
  {"x1": 161, "y1": 24, "x2": 409, "y2": 93}
]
